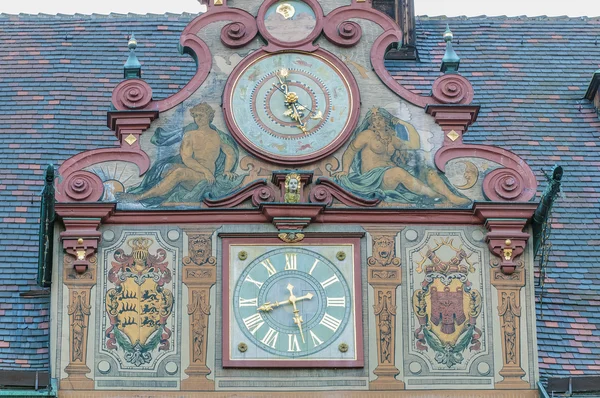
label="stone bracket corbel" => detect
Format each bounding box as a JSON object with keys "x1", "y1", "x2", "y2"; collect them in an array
[
  {"x1": 474, "y1": 203, "x2": 536, "y2": 275},
  {"x1": 425, "y1": 104, "x2": 480, "y2": 145},
  {"x1": 107, "y1": 110, "x2": 159, "y2": 148},
  {"x1": 260, "y1": 203, "x2": 325, "y2": 232},
  {"x1": 56, "y1": 203, "x2": 115, "y2": 275}
]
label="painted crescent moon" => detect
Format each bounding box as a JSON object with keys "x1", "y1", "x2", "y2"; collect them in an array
[{"x1": 455, "y1": 161, "x2": 479, "y2": 190}]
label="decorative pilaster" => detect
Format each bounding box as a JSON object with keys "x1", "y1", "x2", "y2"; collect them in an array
[
  {"x1": 474, "y1": 202, "x2": 535, "y2": 389},
  {"x1": 181, "y1": 229, "x2": 217, "y2": 391},
  {"x1": 367, "y1": 228, "x2": 404, "y2": 390},
  {"x1": 61, "y1": 250, "x2": 97, "y2": 390},
  {"x1": 56, "y1": 203, "x2": 114, "y2": 390},
  {"x1": 491, "y1": 261, "x2": 529, "y2": 389}
]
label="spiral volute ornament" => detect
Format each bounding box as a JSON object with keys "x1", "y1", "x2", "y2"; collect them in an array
[
  {"x1": 112, "y1": 79, "x2": 153, "y2": 110},
  {"x1": 431, "y1": 74, "x2": 474, "y2": 104},
  {"x1": 337, "y1": 21, "x2": 362, "y2": 45},
  {"x1": 251, "y1": 185, "x2": 276, "y2": 206},
  {"x1": 309, "y1": 185, "x2": 333, "y2": 206},
  {"x1": 63, "y1": 171, "x2": 104, "y2": 202},
  {"x1": 483, "y1": 168, "x2": 526, "y2": 201},
  {"x1": 221, "y1": 20, "x2": 257, "y2": 48}
]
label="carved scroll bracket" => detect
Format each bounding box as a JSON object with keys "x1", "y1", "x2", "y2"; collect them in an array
[
  {"x1": 474, "y1": 202, "x2": 536, "y2": 275},
  {"x1": 107, "y1": 110, "x2": 159, "y2": 148},
  {"x1": 56, "y1": 203, "x2": 115, "y2": 275},
  {"x1": 182, "y1": 229, "x2": 217, "y2": 391},
  {"x1": 365, "y1": 227, "x2": 404, "y2": 390}
]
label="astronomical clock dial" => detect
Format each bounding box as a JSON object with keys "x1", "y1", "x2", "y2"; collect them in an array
[
  {"x1": 223, "y1": 50, "x2": 360, "y2": 165},
  {"x1": 223, "y1": 239, "x2": 363, "y2": 367}
]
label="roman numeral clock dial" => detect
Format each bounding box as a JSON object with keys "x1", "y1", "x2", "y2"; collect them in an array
[{"x1": 224, "y1": 242, "x2": 363, "y2": 367}]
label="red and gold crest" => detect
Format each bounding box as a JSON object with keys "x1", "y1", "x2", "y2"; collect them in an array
[{"x1": 412, "y1": 237, "x2": 482, "y2": 367}]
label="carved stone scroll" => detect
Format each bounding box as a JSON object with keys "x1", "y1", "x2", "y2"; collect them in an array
[
  {"x1": 181, "y1": 230, "x2": 217, "y2": 391},
  {"x1": 367, "y1": 229, "x2": 404, "y2": 390}
]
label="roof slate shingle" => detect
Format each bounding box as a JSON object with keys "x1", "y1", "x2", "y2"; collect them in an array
[{"x1": 0, "y1": 12, "x2": 598, "y2": 379}]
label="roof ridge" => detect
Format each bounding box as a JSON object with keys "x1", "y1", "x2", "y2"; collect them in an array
[
  {"x1": 416, "y1": 14, "x2": 600, "y2": 20},
  {"x1": 0, "y1": 12, "x2": 200, "y2": 19}
]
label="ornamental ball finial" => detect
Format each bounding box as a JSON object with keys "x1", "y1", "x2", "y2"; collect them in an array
[
  {"x1": 128, "y1": 33, "x2": 138, "y2": 50},
  {"x1": 443, "y1": 24, "x2": 454, "y2": 43}
]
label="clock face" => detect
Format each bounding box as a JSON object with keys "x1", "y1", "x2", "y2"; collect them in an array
[
  {"x1": 223, "y1": 239, "x2": 363, "y2": 367},
  {"x1": 223, "y1": 50, "x2": 360, "y2": 165}
]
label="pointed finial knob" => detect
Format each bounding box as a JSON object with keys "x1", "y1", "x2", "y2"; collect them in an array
[
  {"x1": 441, "y1": 24, "x2": 460, "y2": 73},
  {"x1": 123, "y1": 33, "x2": 142, "y2": 79},
  {"x1": 128, "y1": 33, "x2": 138, "y2": 50},
  {"x1": 443, "y1": 24, "x2": 453, "y2": 43}
]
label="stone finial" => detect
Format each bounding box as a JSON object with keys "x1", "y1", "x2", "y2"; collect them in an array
[
  {"x1": 441, "y1": 24, "x2": 460, "y2": 73},
  {"x1": 124, "y1": 33, "x2": 142, "y2": 79}
]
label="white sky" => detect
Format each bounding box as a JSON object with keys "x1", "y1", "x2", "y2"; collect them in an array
[{"x1": 0, "y1": 0, "x2": 598, "y2": 17}]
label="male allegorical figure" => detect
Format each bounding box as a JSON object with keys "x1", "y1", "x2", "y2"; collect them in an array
[
  {"x1": 124, "y1": 102, "x2": 242, "y2": 206},
  {"x1": 332, "y1": 108, "x2": 469, "y2": 206}
]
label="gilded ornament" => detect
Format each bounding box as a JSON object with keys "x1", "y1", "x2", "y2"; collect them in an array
[
  {"x1": 238, "y1": 342, "x2": 248, "y2": 352},
  {"x1": 124, "y1": 134, "x2": 137, "y2": 146},
  {"x1": 447, "y1": 130, "x2": 460, "y2": 142},
  {"x1": 276, "y1": 3, "x2": 295, "y2": 19},
  {"x1": 238, "y1": 251, "x2": 248, "y2": 261},
  {"x1": 284, "y1": 173, "x2": 302, "y2": 203},
  {"x1": 336, "y1": 251, "x2": 346, "y2": 261},
  {"x1": 278, "y1": 232, "x2": 305, "y2": 243},
  {"x1": 338, "y1": 343, "x2": 349, "y2": 353}
]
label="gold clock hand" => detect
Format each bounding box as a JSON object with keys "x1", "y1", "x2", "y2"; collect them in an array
[
  {"x1": 286, "y1": 283, "x2": 311, "y2": 343},
  {"x1": 272, "y1": 83, "x2": 309, "y2": 134},
  {"x1": 256, "y1": 291, "x2": 313, "y2": 312},
  {"x1": 293, "y1": 310, "x2": 305, "y2": 344}
]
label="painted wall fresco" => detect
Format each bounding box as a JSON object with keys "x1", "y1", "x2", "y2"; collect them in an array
[
  {"x1": 119, "y1": 103, "x2": 244, "y2": 207},
  {"x1": 332, "y1": 108, "x2": 470, "y2": 207}
]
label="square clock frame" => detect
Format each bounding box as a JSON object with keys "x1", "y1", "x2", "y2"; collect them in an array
[{"x1": 222, "y1": 236, "x2": 364, "y2": 368}]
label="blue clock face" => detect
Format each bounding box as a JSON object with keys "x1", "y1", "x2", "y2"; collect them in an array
[
  {"x1": 232, "y1": 247, "x2": 352, "y2": 358},
  {"x1": 223, "y1": 50, "x2": 360, "y2": 165}
]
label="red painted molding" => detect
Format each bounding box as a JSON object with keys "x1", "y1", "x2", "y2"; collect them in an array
[
  {"x1": 309, "y1": 178, "x2": 381, "y2": 207},
  {"x1": 425, "y1": 105, "x2": 480, "y2": 145},
  {"x1": 102, "y1": 207, "x2": 485, "y2": 226},
  {"x1": 203, "y1": 179, "x2": 277, "y2": 208},
  {"x1": 55, "y1": 203, "x2": 115, "y2": 274}
]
